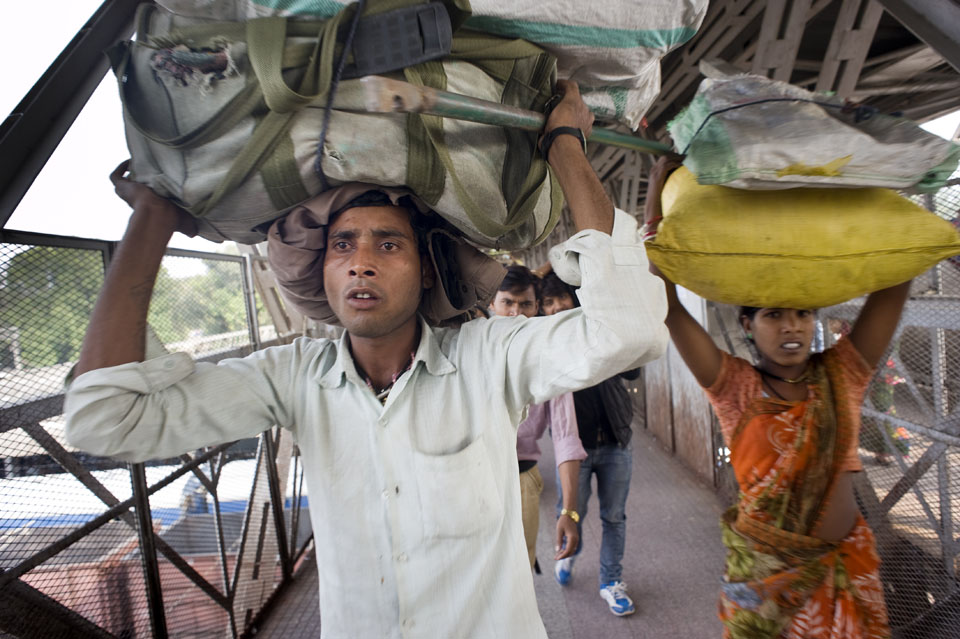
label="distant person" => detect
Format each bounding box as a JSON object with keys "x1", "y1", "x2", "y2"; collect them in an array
[
  {"x1": 541, "y1": 271, "x2": 641, "y2": 617},
  {"x1": 647, "y1": 156, "x2": 903, "y2": 638},
  {"x1": 63, "y1": 82, "x2": 669, "y2": 638},
  {"x1": 489, "y1": 265, "x2": 585, "y2": 569}
]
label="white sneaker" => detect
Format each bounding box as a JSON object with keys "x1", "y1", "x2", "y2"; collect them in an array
[{"x1": 599, "y1": 580, "x2": 636, "y2": 616}]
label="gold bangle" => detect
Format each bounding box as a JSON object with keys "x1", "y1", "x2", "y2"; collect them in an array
[{"x1": 560, "y1": 508, "x2": 580, "y2": 523}]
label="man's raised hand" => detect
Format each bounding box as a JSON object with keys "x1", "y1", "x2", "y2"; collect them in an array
[{"x1": 110, "y1": 161, "x2": 198, "y2": 238}]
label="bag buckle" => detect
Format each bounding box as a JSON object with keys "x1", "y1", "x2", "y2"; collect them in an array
[{"x1": 341, "y1": 3, "x2": 453, "y2": 79}]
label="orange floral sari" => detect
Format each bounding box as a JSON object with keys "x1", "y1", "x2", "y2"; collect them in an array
[{"x1": 706, "y1": 339, "x2": 890, "y2": 638}]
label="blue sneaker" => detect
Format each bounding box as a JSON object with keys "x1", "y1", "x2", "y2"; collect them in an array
[
  {"x1": 599, "y1": 580, "x2": 636, "y2": 616},
  {"x1": 554, "y1": 557, "x2": 574, "y2": 586}
]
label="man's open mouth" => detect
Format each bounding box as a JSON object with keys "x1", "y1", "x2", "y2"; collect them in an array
[{"x1": 346, "y1": 287, "x2": 381, "y2": 308}]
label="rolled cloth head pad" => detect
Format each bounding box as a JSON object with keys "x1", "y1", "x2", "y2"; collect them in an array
[{"x1": 267, "y1": 183, "x2": 506, "y2": 326}]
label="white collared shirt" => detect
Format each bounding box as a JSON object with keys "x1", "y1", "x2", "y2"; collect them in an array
[{"x1": 65, "y1": 210, "x2": 668, "y2": 638}]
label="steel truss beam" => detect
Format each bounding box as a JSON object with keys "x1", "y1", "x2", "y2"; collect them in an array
[{"x1": 878, "y1": 0, "x2": 960, "y2": 73}]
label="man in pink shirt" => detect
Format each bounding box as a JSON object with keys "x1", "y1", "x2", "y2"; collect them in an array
[{"x1": 490, "y1": 265, "x2": 586, "y2": 568}]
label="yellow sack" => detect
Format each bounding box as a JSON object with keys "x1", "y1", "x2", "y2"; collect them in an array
[{"x1": 646, "y1": 167, "x2": 960, "y2": 308}]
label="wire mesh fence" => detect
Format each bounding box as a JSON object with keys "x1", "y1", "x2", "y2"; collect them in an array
[{"x1": 0, "y1": 233, "x2": 312, "y2": 638}]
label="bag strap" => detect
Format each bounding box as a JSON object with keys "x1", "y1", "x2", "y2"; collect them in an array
[
  {"x1": 403, "y1": 32, "x2": 561, "y2": 241},
  {"x1": 246, "y1": 16, "x2": 340, "y2": 114},
  {"x1": 205, "y1": 0, "x2": 436, "y2": 214}
]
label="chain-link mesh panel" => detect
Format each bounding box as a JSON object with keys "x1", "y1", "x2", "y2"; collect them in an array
[
  {"x1": 0, "y1": 239, "x2": 311, "y2": 638},
  {"x1": 863, "y1": 176, "x2": 960, "y2": 638},
  {"x1": 0, "y1": 240, "x2": 145, "y2": 637},
  {"x1": 149, "y1": 255, "x2": 253, "y2": 359}
]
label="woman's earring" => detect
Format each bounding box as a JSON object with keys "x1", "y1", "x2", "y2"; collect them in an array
[{"x1": 746, "y1": 332, "x2": 753, "y2": 339}]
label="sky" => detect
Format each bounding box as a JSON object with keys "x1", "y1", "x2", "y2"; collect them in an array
[
  {"x1": 1, "y1": 0, "x2": 223, "y2": 252},
  {"x1": 2, "y1": 2, "x2": 960, "y2": 254}
]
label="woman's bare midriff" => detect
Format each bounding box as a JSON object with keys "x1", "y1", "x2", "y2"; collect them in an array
[{"x1": 811, "y1": 472, "x2": 859, "y2": 541}]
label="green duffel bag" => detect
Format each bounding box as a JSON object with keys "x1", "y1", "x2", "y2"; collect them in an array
[{"x1": 110, "y1": 0, "x2": 563, "y2": 248}]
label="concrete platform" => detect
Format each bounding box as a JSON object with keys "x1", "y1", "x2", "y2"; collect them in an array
[
  {"x1": 253, "y1": 426, "x2": 726, "y2": 638},
  {"x1": 533, "y1": 426, "x2": 726, "y2": 639}
]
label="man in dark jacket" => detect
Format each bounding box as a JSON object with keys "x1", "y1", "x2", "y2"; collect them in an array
[{"x1": 541, "y1": 271, "x2": 639, "y2": 617}]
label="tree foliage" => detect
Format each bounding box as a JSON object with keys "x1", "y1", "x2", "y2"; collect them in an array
[
  {"x1": 0, "y1": 246, "x2": 103, "y2": 367},
  {"x1": 1, "y1": 246, "x2": 249, "y2": 368},
  {"x1": 148, "y1": 259, "x2": 249, "y2": 346}
]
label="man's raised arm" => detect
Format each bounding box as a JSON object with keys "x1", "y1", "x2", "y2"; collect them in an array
[
  {"x1": 487, "y1": 82, "x2": 669, "y2": 412},
  {"x1": 75, "y1": 162, "x2": 197, "y2": 377},
  {"x1": 540, "y1": 80, "x2": 612, "y2": 235}
]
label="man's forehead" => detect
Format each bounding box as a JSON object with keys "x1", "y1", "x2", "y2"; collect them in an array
[
  {"x1": 328, "y1": 205, "x2": 415, "y2": 237},
  {"x1": 497, "y1": 286, "x2": 537, "y2": 301}
]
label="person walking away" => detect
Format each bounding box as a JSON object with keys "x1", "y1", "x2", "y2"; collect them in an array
[{"x1": 541, "y1": 271, "x2": 641, "y2": 617}]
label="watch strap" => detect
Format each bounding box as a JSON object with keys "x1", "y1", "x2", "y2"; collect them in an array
[{"x1": 539, "y1": 126, "x2": 586, "y2": 160}]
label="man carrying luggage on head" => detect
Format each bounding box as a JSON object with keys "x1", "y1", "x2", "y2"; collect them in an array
[{"x1": 65, "y1": 81, "x2": 668, "y2": 638}]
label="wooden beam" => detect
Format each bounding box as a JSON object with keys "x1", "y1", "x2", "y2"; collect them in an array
[
  {"x1": 648, "y1": 0, "x2": 766, "y2": 126},
  {"x1": 862, "y1": 42, "x2": 930, "y2": 69},
  {"x1": 616, "y1": 152, "x2": 644, "y2": 216},
  {"x1": 732, "y1": 0, "x2": 834, "y2": 68},
  {"x1": 237, "y1": 245, "x2": 305, "y2": 344},
  {"x1": 752, "y1": 0, "x2": 815, "y2": 81},
  {"x1": 815, "y1": 0, "x2": 886, "y2": 96},
  {"x1": 859, "y1": 45, "x2": 945, "y2": 85},
  {"x1": 852, "y1": 80, "x2": 960, "y2": 96}
]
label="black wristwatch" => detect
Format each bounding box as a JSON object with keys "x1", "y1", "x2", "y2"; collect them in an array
[{"x1": 539, "y1": 126, "x2": 587, "y2": 161}]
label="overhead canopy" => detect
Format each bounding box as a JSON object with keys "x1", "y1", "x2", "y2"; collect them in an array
[{"x1": 589, "y1": 0, "x2": 960, "y2": 206}]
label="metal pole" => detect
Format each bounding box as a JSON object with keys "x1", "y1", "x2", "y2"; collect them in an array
[
  {"x1": 336, "y1": 76, "x2": 673, "y2": 155},
  {"x1": 103, "y1": 226, "x2": 166, "y2": 637},
  {"x1": 262, "y1": 430, "x2": 293, "y2": 582},
  {"x1": 242, "y1": 254, "x2": 262, "y2": 351},
  {"x1": 129, "y1": 463, "x2": 168, "y2": 639}
]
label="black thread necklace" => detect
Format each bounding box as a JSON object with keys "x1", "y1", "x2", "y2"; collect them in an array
[
  {"x1": 760, "y1": 376, "x2": 789, "y2": 401},
  {"x1": 754, "y1": 364, "x2": 811, "y2": 384},
  {"x1": 362, "y1": 351, "x2": 416, "y2": 404}
]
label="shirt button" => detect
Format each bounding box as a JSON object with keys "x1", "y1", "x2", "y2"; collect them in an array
[
  {"x1": 403, "y1": 618, "x2": 414, "y2": 629},
  {"x1": 378, "y1": 418, "x2": 388, "y2": 427},
  {"x1": 163, "y1": 359, "x2": 176, "y2": 370},
  {"x1": 397, "y1": 552, "x2": 408, "y2": 563},
  {"x1": 381, "y1": 490, "x2": 390, "y2": 500}
]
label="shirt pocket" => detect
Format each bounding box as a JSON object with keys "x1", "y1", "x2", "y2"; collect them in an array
[{"x1": 412, "y1": 434, "x2": 504, "y2": 539}]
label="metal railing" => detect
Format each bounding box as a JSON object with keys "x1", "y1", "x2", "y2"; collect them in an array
[{"x1": 0, "y1": 229, "x2": 312, "y2": 639}]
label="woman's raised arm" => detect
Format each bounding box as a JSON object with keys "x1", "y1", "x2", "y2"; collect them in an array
[
  {"x1": 848, "y1": 280, "x2": 912, "y2": 369},
  {"x1": 646, "y1": 157, "x2": 724, "y2": 388}
]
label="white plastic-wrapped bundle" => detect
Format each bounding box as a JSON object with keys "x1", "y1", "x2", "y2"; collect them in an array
[{"x1": 669, "y1": 69, "x2": 960, "y2": 192}]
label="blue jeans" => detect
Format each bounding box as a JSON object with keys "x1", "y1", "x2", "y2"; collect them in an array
[{"x1": 556, "y1": 444, "x2": 632, "y2": 585}]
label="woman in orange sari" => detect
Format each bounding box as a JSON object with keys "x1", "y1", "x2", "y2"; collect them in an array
[{"x1": 647, "y1": 157, "x2": 910, "y2": 639}]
